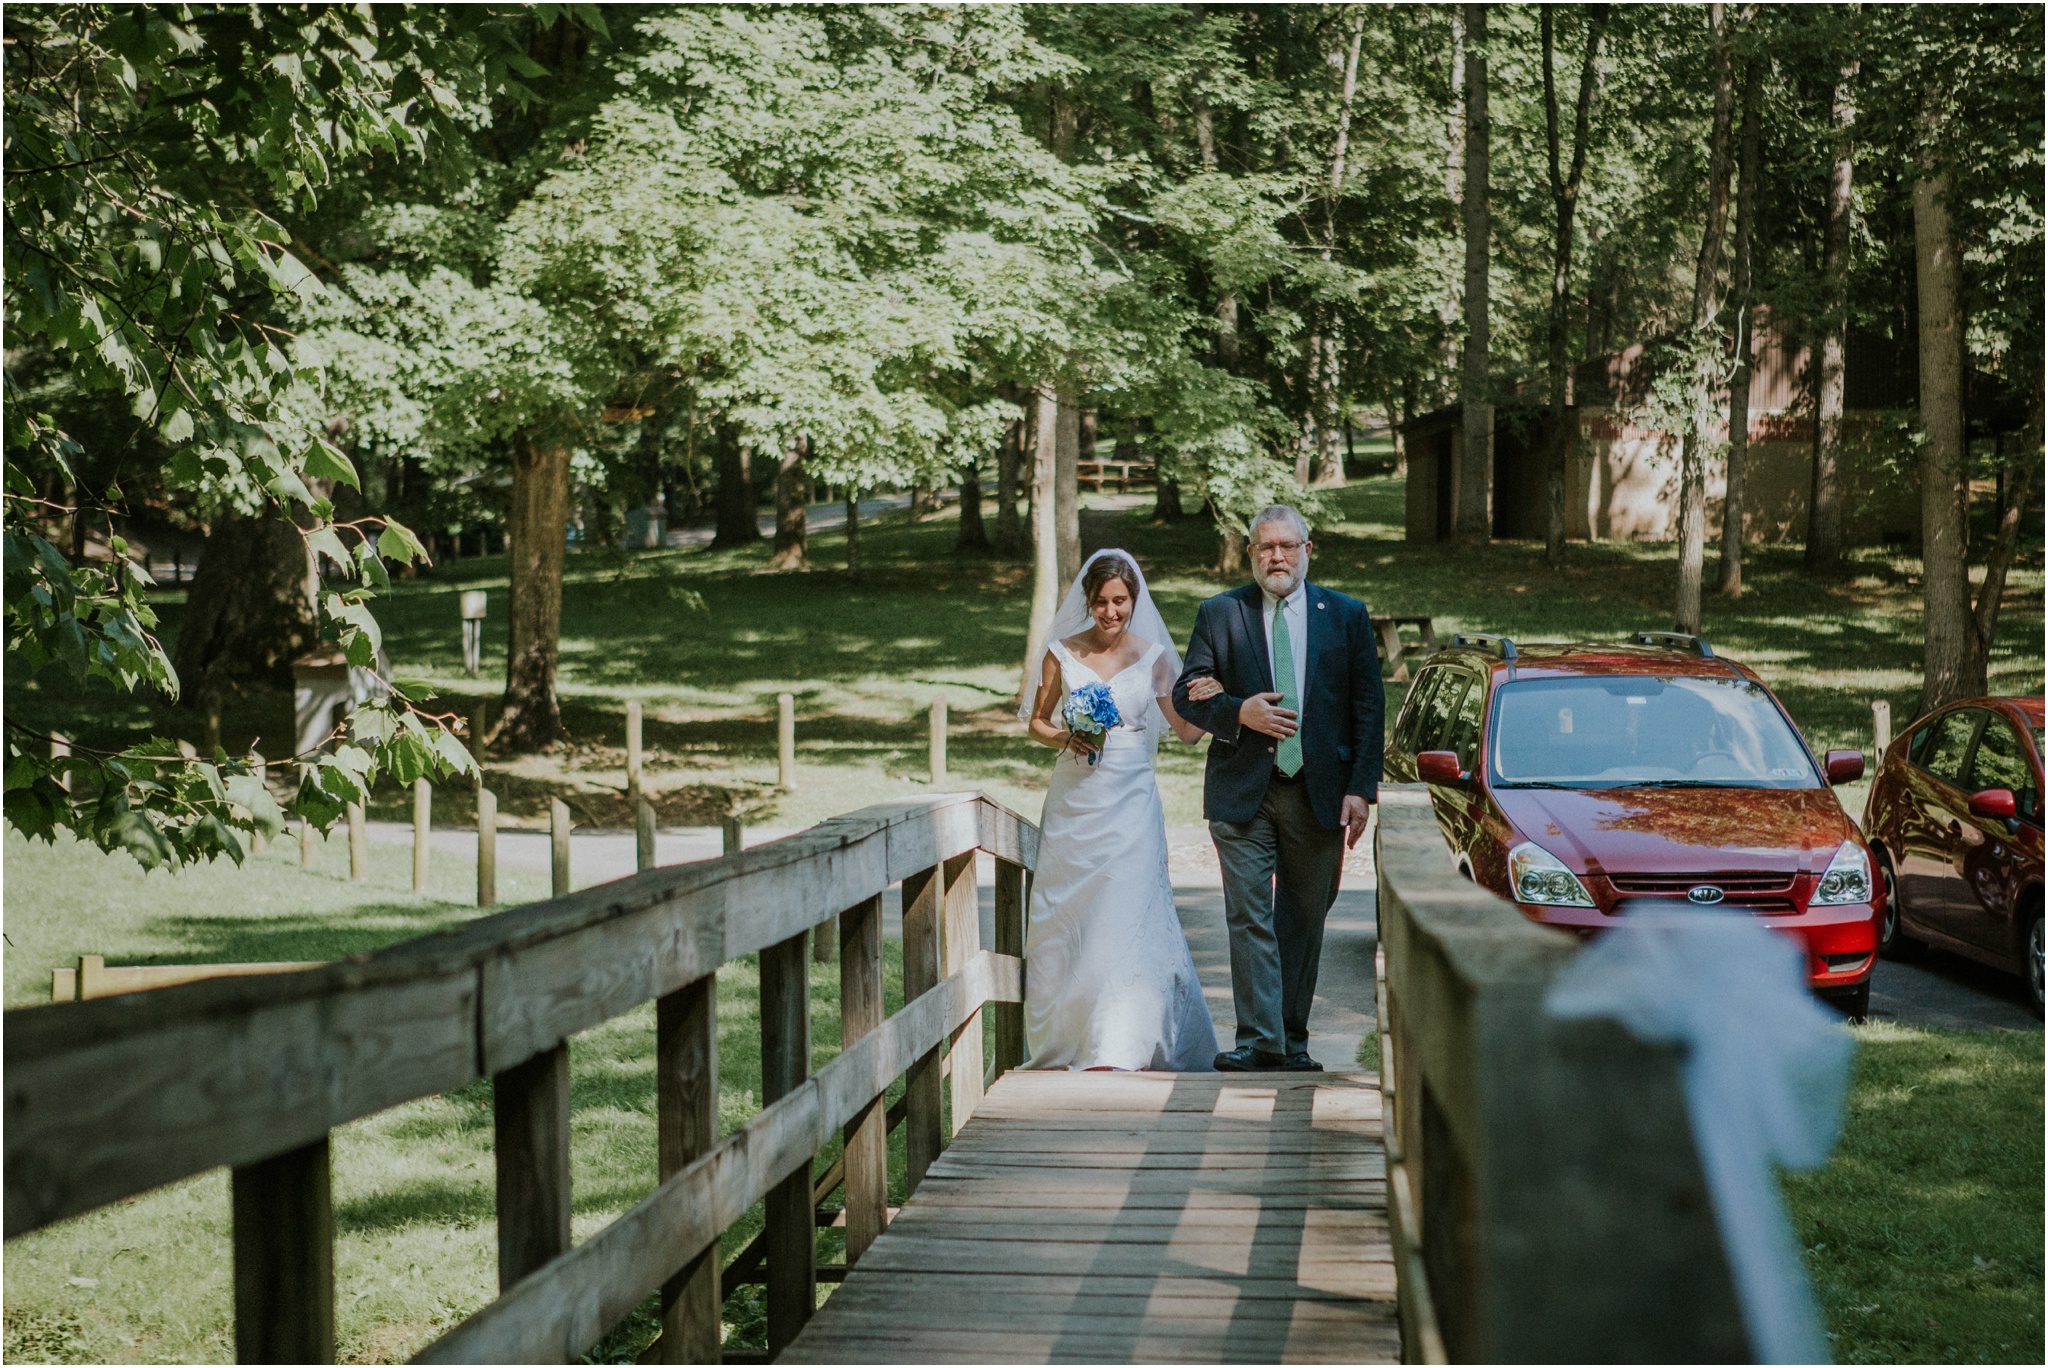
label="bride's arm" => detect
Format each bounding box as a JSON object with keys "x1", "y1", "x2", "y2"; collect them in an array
[
  {"x1": 1028, "y1": 652, "x2": 1095, "y2": 757},
  {"x1": 1157, "y1": 692, "x2": 1207, "y2": 745},
  {"x1": 1154, "y1": 652, "x2": 1212, "y2": 744}
]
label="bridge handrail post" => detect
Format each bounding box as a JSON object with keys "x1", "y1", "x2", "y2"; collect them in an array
[
  {"x1": 231, "y1": 1134, "x2": 334, "y2": 1363},
  {"x1": 761, "y1": 929, "x2": 815, "y2": 1357},
  {"x1": 838, "y1": 894, "x2": 889, "y2": 1265},
  {"x1": 1375, "y1": 789, "x2": 1752, "y2": 1363},
  {"x1": 991, "y1": 860, "x2": 1028, "y2": 1073},
  {"x1": 655, "y1": 973, "x2": 719, "y2": 1362},
  {"x1": 900, "y1": 862, "x2": 945, "y2": 1193},
  {"x1": 941, "y1": 851, "x2": 982, "y2": 1133},
  {"x1": 493, "y1": 1043, "x2": 573, "y2": 1291}
]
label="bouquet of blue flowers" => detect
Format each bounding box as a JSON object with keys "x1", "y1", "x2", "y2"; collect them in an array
[{"x1": 1062, "y1": 680, "x2": 1122, "y2": 766}]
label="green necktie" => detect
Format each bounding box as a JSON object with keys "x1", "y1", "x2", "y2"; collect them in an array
[{"x1": 1272, "y1": 602, "x2": 1303, "y2": 776}]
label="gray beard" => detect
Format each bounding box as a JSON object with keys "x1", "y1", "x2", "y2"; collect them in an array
[{"x1": 1255, "y1": 564, "x2": 1306, "y2": 597}]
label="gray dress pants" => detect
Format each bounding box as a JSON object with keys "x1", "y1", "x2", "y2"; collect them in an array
[{"x1": 1209, "y1": 777, "x2": 1344, "y2": 1057}]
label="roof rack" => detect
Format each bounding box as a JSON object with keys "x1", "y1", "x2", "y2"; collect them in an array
[
  {"x1": 1452, "y1": 632, "x2": 1519, "y2": 661},
  {"x1": 1629, "y1": 631, "x2": 1716, "y2": 658}
]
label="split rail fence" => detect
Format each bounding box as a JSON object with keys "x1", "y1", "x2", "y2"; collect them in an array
[{"x1": 5, "y1": 793, "x2": 1035, "y2": 1364}]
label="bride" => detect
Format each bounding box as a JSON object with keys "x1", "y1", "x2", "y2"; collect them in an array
[{"x1": 1016, "y1": 549, "x2": 1221, "y2": 1071}]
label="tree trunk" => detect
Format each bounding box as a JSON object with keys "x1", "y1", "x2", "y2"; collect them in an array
[
  {"x1": 769, "y1": 439, "x2": 809, "y2": 570},
  {"x1": 1309, "y1": 19, "x2": 1364, "y2": 493},
  {"x1": 1673, "y1": 3, "x2": 1736, "y2": 636},
  {"x1": 172, "y1": 508, "x2": 319, "y2": 708},
  {"x1": 500, "y1": 431, "x2": 571, "y2": 750},
  {"x1": 1022, "y1": 388, "x2": 1062, "y2": 709},
  {"x1": 711, "y1": 426, "x2": 759, "y2": 549},
  {"x1": 1152, "y1": 477, "x2": 1184, "y2": 524},
  {"x1": 994, "y1": 419, "x2": 1024, "y2": 554},
  {"x1": 1438, "y1": 7, "x2": 1465, "y2": 364},
  {"x1": 1215, "y1": 525, "x2": 1246, "y2": 578},
  {"x1": 1718, "y1": 55, "x2": 1764, "y2": 597},
  {"x1": 956, "y1": 458, "x2": 990, "y2": 553},
  {"x1": 1914, "y1": 103, "x2": 1978, "y2": 711},
  {"x1": 844, "y1": 490, "x2": 862, "y2": 581},
  {"x1": 1542, "y1": 5, "x2": 1608, "y2": 568},
  {"x1": 1194, "y1": 95, "x2": 1242, "y2": 369},
  {"x1": 1809, "y1": 40, "x2": 1860, "y2": 573},
  {"x1": 1055, "y1": 394, "x2": 1081, "y2": 590},
  {"x1": 1456, "y1": 3, "x2": 1493, "y2": 544},
  {"x1": 1973, "y1": 424, "x2": 2038, "y2": 661}
]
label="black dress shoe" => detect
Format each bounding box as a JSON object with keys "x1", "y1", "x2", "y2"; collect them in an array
[
  {"x1": 1282, "y1": 1052, "x2": 1324, "y2": 1072},
  {"x1": 1213, "y1": 1046, "x2": 1285, "y2": 1072}
]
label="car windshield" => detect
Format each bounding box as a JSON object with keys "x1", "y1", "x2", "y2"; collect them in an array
[{"x1": 1489, "y1": 675, "x2": 1821, "y2": 789}]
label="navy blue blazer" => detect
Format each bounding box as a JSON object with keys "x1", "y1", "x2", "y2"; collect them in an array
[{"x1": 1171, "y1": 582, "x2": 1386, "y2": 829}]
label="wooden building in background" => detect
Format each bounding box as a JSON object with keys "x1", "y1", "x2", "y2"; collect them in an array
[{"x1": 1399, "y1": 311, "x2": 2021, "y2": 547}]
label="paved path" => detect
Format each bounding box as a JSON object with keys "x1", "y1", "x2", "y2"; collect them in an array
[{"x1": 782, "y1": 1071, "x2": 1398, "y2": 1365}]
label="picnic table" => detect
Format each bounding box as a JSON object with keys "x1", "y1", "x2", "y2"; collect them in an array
[{"x1": 1375, "y1": 614, "x2": 1438, "y2": 683}]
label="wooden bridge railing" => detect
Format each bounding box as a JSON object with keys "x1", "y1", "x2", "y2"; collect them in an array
[
  {"x1": 4, "y1": 793, "x2": 1037, "y2": 1364},
  {"x1": 1373, "y1": 789, "x2": 1752, "y2": 1364}
]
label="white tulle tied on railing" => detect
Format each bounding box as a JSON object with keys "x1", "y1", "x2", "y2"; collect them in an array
[{"x1": 1546, "y1": 909, "x2": 1854, "y2": 1365}]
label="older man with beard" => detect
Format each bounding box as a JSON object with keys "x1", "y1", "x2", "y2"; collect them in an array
[{"x1": 1172, "y1": 505, "x2": 1386, "y2": 1072}]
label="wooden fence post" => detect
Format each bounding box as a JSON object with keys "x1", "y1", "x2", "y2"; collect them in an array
[
  {"x1": 231, "y1": 1135, "x2": 334, "y2": 1364},
  {"x1": 900, "y1": 864, "x2": 943, "y2": 1193},
  {"x1": 550, "y1": 798, "x2": 571, "y2": 896},
  {"x1": 477, "y1": 788, "x2": 498, "y2": 907},
  {"x1": 941, "y1": 851, "x2": 982, "y2": 1133},
  {"x1": 412, "y1": 779, "x2": 431, "y2": 894},
  {"x1": 993, "y1": 859, "x2": 1027, "y2": 1073},
  {"x1": 346, "y1": 803, "x2": 367, "y2": 883},
  {"x1": 760, "y1": 930, "x2": 815, "y2": 1357},
  {"x1": 721, "y1": 815, "x2": 743, "y2": 857},
  {"x1": 839, "y1": 894, "x2": 887, "y2": 1264},
  {"x1": 493, "y1": 1044, "x2": 572, "y2": 1290},
  {"x1": 1872, "y1": 700, "x2": 1892, "y2": 758},
  {"x1": 929, "y1": 697, "x2": 947, "y2": 785},
  {"x1": 626, "y1": 700, "x2": 643, "y2": 798},
  {"x1": 656, "y1": 975, "x2": 720, "y2": 1363},
  {"x1": 299, "y1": 816, "x2": 315, "y2": 870},
  {"x1": 636, "y1": 797, "x2": 657, "y2": 873},
  {"x1": 777, "y1": 693, "x2": 796, "y2": 791}
]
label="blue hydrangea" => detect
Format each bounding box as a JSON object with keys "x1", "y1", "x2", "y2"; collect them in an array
[{"x1": 1062, "y1": 680, "x2": 1122, "y2": 764}]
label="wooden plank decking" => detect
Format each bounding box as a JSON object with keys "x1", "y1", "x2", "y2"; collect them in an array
[{"x1": 784, "y1": 1070, "x2": 1398, "y2": 1364}]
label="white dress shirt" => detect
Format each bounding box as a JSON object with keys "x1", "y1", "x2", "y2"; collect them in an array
[{"x1": 1261, "y1": 582, "x2": 1309, "y2": 706}]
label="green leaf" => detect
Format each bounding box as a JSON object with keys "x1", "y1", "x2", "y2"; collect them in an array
[
  {"x1": 306, "y1": 526, "x2": 353, "y2": 573},
  {"x1": 302, "y1": 441, "x2": 360, "y2": 490},
  {"x1": 377, "y1": 517, "x2": 430, "y2": 564}
]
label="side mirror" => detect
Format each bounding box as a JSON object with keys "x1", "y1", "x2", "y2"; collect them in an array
[
  {"x1": 1824, "y1": 750, "x2": 1866, "y2": 785},
  {"x1": 1417, "y1": 750, "x2": 1467, "y2": 788},
  {"x1": 1969, "y1": 788, "x2": 2017, "y2": 821}
]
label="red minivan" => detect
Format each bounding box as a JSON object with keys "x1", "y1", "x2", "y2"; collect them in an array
[
  {"x1": 1385, "y1": 632, "x2": 1882, "y2": 1017},
  {"x1": 1862, "y1": 696, "x2": 2043, "y2": 1013}
]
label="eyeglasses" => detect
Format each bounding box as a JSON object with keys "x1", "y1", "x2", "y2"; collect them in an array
[{"x1": 1250, "y1": 539, "x2": 1307, "y2": 556}]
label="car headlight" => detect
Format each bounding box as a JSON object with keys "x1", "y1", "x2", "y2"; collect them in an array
[
  {"x1": 1811, "y1": 842, "x2": 1873, "y2": 906},
  {"x1": 1509, "y1": 841, "x2": 1596, "y2": 907}
]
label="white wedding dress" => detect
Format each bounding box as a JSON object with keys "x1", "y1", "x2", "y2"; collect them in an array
[{"x1": 1023, "y1": 635, "x2": 1219, "y2": 1072}]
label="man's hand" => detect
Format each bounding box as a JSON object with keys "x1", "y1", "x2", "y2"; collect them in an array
[
  {"x1": 1341, "y1": 794, "x2": 1374, "y2": 850},
  {"x1": 1240, "y1": 692, "x2": 1299, "y2": 739}
]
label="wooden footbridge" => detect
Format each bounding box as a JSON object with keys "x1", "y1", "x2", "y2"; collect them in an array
[{"x1": 5, "y1": 791, "x2": 1759, "y2": 1364}]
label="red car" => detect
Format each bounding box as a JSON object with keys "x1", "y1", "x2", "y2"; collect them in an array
[
  {"x1": 1386, "y1": 631, "x2": 1882, "y2": 1017},
  {"x1": 1862, "y1": 696, "x2": 2044, "y2": 1013}
]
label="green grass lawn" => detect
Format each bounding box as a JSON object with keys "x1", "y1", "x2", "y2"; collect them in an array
[
  {"x1": 1787, "y1": 1023, "x2": 2044, "y2": 1364},
  {"x1": 8, "y1": 475, "x2": 2040, "y2": 831}
]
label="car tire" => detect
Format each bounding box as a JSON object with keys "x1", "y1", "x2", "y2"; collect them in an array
[
  {"x1": 1821, "y1": 980, "x2": 1870, "y2": 1023},
  {"x1": 1877, "y1": 854, "x2": 1925, "y2": 962},
  {"x1": 2026, "y1": 911, "x2": 2043, "y2": 1019}
]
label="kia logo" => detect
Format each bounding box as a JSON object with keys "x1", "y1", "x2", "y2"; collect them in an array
[{"x1": 1687, "y1": 886, "x2": 1726, "y2": 905}]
